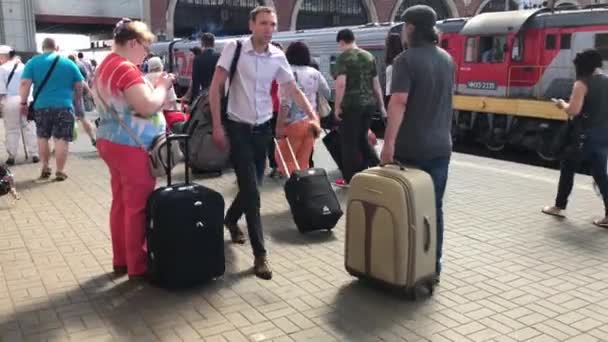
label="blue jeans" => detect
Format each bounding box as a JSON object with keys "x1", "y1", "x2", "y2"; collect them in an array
[{"x1": 396, "y1": 155, "x2": 451, "y2": 275}]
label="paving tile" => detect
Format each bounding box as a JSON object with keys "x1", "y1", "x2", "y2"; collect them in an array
[{"x1": 1, "y1": 120, "x2": 607, "y2": 341}]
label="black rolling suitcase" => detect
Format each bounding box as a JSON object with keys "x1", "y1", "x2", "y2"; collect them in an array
[
  {"x1": 275, "y1": 138, "x2": 343, "y2": 233},
  {"x1": 146, "y1": 134, "x2": 225, "y2": 289}
]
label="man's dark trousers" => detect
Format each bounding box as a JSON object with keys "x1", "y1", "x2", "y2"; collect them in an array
[
  {"x1": 339, "y1": 104, "x2": 380, "y2": 183},
  {"x1": 224, "y1": 119, "x2": 272, "y2": 257}
]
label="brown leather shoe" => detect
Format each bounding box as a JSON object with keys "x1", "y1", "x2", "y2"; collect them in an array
[
  {"x1": 113, "y1": 265, "x2": 128, "y2": 275},
  {"x1": 226, "y1": 223, "x2": 246, "y2": 244},
  {"x1": 254, "y1": 256, "x2": 272, "y2": 280}
]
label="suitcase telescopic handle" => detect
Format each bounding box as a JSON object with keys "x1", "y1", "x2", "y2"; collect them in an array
[
  {"x1": 164, "y1": 133, "x2": 190, "y2": 186},
  {"x1": 273, "y1": 137, "x2": 300, "y2": 178},
  {"x1": 423, "y1": 216, "x2": 431, "y2": 253}
]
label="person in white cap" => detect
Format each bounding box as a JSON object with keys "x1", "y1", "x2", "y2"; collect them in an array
[
  {"x1": 0, "y1": 45, "x2": 39, "y2": 165},
  {"x1": 144, "y1": 57, "x2": 178, "y2": 111}
]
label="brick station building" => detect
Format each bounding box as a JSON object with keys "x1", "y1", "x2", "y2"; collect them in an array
[{"x1": 150, "y1": 0, "x2": 595, "y2": 39}]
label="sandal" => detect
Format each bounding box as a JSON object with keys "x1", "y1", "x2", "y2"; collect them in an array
[
  {"x1": 541, "y1": 206, "x2": 565, "y2": 218},
  {"x1": 38, "y1": 167, "x2": 52, "y2": 180},
  {"x1": 593, "y1": 217, "x2": 608, "y2": 228},
  {"x1": 54, "y1": 171, "x2": 68, "y2": 182}
]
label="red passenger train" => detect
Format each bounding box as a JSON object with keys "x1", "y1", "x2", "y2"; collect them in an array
[
  {"x1": 152, "y1": 5, "x2": 608, "y2": 161},
  {"x1": 418, "y1": 6, "x2": 608, "y2": 159}
]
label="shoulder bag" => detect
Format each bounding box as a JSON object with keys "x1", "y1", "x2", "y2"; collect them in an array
[
  {"x1": 95, "y1": 80, "x2": 182, "y2": 178},
  {"x1": 28, "y1": 55, "x2": 60, "y2": 121}
]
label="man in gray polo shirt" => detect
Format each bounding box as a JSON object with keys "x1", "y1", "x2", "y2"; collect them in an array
[
  {"x1": 209, "y1": 6, "x2": 318, "y2": 280},
  {"x1": 380, "y1": 5, "x2": 455, "y2": 280}
]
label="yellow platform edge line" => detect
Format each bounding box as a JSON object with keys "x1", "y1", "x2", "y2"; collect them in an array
[{"x1": 453, "y1": 95, "x2": 568, "y2": 121}]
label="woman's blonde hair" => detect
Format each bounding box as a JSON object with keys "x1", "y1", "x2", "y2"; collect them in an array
[{"x1": 113, "y1": 18, "x2": 155, "y2": 46}]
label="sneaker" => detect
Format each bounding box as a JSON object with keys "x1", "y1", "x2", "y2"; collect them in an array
[
  {"x1": 31, "y1": 156, "x2": 39, "y2": 164},
  {"x1": 334, "y1": 178, "x2": 349, "y2": 187},
  {"x1": 5, "y1": 157, "x2": 15, "y2": 166},
  {"x1": 254, "y1": 256, "x2": 273, "y2": 280}
]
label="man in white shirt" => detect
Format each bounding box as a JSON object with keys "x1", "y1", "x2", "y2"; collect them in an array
[
  {"x1": 0, "y1": 45, "x2": 38, "y2": 165},
  {"x1": 209, "y1": 6, "x2": 318, "y2": 280}
]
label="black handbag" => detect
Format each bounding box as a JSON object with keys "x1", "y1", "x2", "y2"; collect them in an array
[
  {"x1": 552, "y1": 113, "x2": 587, "y2": 162},
  {"x1": 27, "y1": 55, "x2": 60, "y2": 121}
]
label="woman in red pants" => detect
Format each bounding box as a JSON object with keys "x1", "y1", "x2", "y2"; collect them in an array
[{"x1": 93, "y1": 19, "x2": 174, "y2": 280}]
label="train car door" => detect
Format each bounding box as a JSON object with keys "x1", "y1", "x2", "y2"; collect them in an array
[
  {"x1": 458, "y1": 34, "x2": 510, "y2": 97},
  {"x1": 439, "y1": 33, "x2": 463, "y2": 86}
]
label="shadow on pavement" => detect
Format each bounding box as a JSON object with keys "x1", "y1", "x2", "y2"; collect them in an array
[
  {"x1": 0, "y1": 240, "x2": 257, "y2": 341},
  {"x1": 263, "y1": 209, "x2": 339, "y2": 246},
  {"x1": 326, "y1": 280, "x2": 430, "y2": 340}
]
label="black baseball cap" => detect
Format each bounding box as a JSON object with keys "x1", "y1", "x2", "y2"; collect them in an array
[{"x1": 401, "y1": 5, "x2": 437, "y2": 27}]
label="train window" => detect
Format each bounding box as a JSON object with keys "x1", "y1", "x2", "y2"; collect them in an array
[
  {"x1": 479, "y1": 36, "x2": 506, "y2": 63},
  {"x1": 511, "y1": 34, "x2": 523, "y2": 61},
  {"x1": 465, "y1": 37, "x2": 478, "y2": 63},
  {"x1": 329, "y1": 56, "x2": 338, "y2": 78},
  {"x1": 560, "y1": 34, "x2": 571, "y2": 50},
  {"x1": 545, "y1": 34, "x2": 557, "y2": 50},
  {"x1": 595, "y1": 34, "x2": 608, "y2": 60}
]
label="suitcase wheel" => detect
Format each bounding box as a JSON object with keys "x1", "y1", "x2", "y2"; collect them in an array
[
  {"x1": 407, "y1": 280, "x2": 436, "y2": 300},
  {"x1": 426, "y1": 281, "x2": 435, "y2": 295}
]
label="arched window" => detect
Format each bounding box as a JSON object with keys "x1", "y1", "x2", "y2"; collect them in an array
[
  {"x1": 174, "y1": 0, "x2": 264, "y2": 38},
  {"x1": 393, "y1": 0, "x2": 451, "y2": 21},
  {"x1": 296, "y1": 0, "x2": 368, "y2": 30},
  {"x1": 479, "y1": 0, "x2": 519, "y2": 12}
]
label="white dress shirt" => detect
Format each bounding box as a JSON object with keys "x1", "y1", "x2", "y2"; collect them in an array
[{"x1": 217, "y1": 38, "x2": 294, "y2": 125}]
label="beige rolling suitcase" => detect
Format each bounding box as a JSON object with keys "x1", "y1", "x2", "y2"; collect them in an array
[{"x1": 345, "y1": 163, "x2": 437, "y2": 296}]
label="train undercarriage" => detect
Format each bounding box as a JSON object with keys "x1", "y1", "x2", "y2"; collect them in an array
[{"x1": 452, "y1": 110, "x2": 565, "y2": 162}]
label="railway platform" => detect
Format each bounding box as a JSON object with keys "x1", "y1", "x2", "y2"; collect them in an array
[{"x1": 1, "y1": 118, "x2": 607, "y2": 342}]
